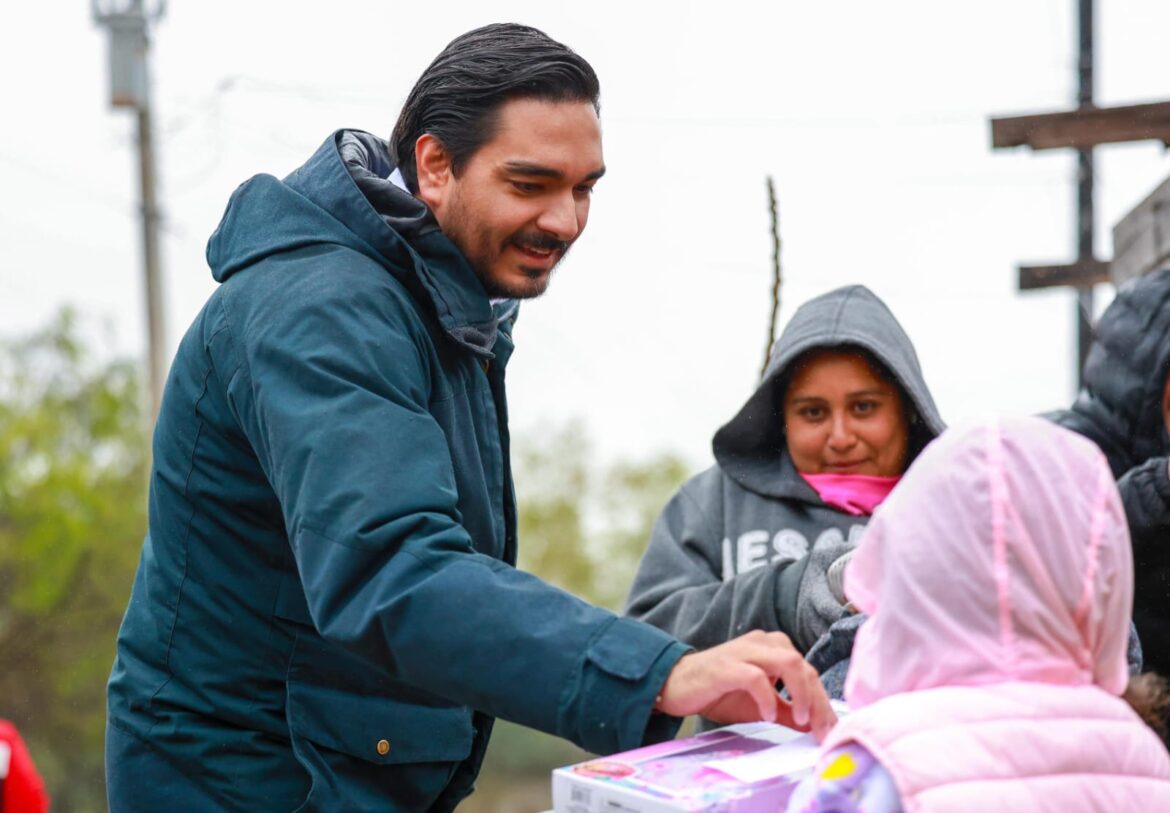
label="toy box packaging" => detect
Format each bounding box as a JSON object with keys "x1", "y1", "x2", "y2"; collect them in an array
[{"x1": 551, "y1": 721, "x2": 824, "y2": 813}]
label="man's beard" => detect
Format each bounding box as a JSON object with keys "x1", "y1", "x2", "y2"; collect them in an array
[
  {"x1": 481, "y1": 262, "x2": 554, "y2": 300},
  {"x1": 462, "y1": 224, "x2": 573, "y2": 300},
  {"x1": 438, "y1": 182, "x2": 576, "y2": 300}
]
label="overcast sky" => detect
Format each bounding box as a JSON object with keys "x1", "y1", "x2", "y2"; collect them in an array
[{"x1": 4, "y1": 1, "x2": 1170, "y2": 469}]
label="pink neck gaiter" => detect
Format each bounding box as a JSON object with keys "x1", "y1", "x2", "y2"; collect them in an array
[{"x1": 800, "y1": 473, "x2": 901, "y2": 516}]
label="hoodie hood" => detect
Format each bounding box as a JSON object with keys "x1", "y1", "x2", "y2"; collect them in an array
[
  {"x1": 844, "y1": 417, "x2": 1133, "y2": 707},
  {"x1": 712, "y1": 285, "x2": 945, "y2": 499},
  {"x1": 205, "y1": 130, "x2": 513, "y2": 356}
]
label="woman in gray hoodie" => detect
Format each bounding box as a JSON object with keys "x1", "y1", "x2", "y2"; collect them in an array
[{"x1": 625, "y1": 286, "x2": 945, "y2": 656}]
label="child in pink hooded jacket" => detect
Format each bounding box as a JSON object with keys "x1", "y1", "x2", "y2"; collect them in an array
[{"x1": 788, "y1": 416, "x2": 1170, "y2": 812}]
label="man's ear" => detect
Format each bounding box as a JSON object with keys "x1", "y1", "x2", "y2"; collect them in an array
[{"x1": 414, "y1": 134, "x2": 452, "y2": 211}]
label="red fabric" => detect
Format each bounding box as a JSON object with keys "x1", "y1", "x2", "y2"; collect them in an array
[{"x1": 0, "y1": 720, "x2": 50, "y2": 813}]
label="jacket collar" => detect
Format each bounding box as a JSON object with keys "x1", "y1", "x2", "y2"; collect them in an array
[{"x1": 290, "y1": 130, "x2": 513, "y2": 357}]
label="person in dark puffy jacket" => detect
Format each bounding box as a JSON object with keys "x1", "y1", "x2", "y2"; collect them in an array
[{"x1": 1049, "y1": 266, "x2": 1170, "y2": 681}]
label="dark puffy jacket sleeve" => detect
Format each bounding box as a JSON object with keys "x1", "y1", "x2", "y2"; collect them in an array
[
  {"x1": 1118, "y1": 457, "x2": 1170, "y2": 556},
  {"x1": 1116, "y1": 456, "x2": 1170, "y2": 678},
  {"x1": 1047, "y1": 405, "x2": 1136, "y2": 478},
  {"x1": 218, "y1": 267, "x2": 688, "y2": 756},
  {"x1": 623, "y1": 482, "x2": 801, "y2": 650}
]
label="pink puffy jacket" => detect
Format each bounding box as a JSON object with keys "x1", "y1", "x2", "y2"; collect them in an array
[{"x1": 823, "y1": 417, "x2": 1170, "y2": 812}]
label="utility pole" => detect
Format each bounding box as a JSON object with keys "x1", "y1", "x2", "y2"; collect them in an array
[
  {"x1": 93, "y1": 0, "x2": 167, "y2": 421},
  {"x1": 990, "y1": 0, "x2": 1170, "y2": 389},
  {"x1": 1074, "y1": 0, "x2": 1095, "y2": 382}
]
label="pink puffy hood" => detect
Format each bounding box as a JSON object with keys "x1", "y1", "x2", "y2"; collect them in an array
[{"x1": 844, "y1": 416, "x2": 1133, "y2": 708}]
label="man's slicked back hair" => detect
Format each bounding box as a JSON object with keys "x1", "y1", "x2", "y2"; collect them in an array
[{"x1": 390, "y1": 23, "x2": 600, "y2": 192}]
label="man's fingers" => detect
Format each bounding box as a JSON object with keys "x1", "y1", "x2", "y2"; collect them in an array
[
  {"x1": 781, "y1": 657, "x2": 814, "y2": 728},
  {"x1": 732, "y1": 632, "x2": 803, "y2": 677},
  {"x1": 788, "y1": 660, "x2": 838, "y2": 739},
  {"x1": 693, "y1": 660, "x2": 778, "y2": 723},
  {"x1": 748, "y1": 632, "x2": 826, "y2": 728},
  {"x1": 773, "y1": 696, "x2": 804, "y2": 731},
  {"x1": 742, "y1": 667, "x2": 779, "y2": 723},
  {"x1": 811, "y1": 698, "x2": 837, "y2": 741},
  {"x1": 656, "y1": 631, "x2": 837, "y2": 735},
  {"x1": 728, "y1": 631, "x2": 837, "y2": 737}
]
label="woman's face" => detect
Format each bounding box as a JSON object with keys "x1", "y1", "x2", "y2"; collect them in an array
[{"x1": 783, "y1": 350, "x2": 910, "y2": 476}]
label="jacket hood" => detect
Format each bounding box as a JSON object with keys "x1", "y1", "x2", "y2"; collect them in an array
[
  {"x1": 1074, "y1": 266, "x2": 1170, "y2": 468},
  {"x1": 712, "y1": 285, "x2": 945, "y2": 499},
  {"x1": 205, "y1": 130, "x2": 512, "y2": 356},
  {"x1": 844, "y1": 417, "x2": 1133, "y2": 708}
]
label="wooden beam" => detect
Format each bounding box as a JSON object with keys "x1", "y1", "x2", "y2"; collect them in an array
[
  {"x1": 1018, "y1": 260, "x2": 1111, "y2": 291},
  {"x1": 990, "y1": 101, "x2": 1170, "y2": 151}
]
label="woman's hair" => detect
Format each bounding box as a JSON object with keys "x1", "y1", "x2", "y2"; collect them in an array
[{"x1": 1125, "y1": 672, "x2": 1170, "y2": 737}]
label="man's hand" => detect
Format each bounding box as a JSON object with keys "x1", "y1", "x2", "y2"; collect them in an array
[{"x1": 654, "y1": 630, "x2": 837, "y2": 740}]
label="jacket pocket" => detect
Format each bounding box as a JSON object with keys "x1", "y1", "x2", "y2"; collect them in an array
[
  {"x1": 285, "y1": 680, "x2": 476, "y2": 812},
  {"x1": 286, "y1": 680, "x2": 474, "y2": 766}
]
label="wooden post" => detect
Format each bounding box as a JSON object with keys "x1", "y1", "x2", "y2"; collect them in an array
[
  {"x1": 761, "y1": 177, "x2": 782, "y2": 381},
  {"x1": 989, "y1": 0, "x2": 1170, "y2": 387}
]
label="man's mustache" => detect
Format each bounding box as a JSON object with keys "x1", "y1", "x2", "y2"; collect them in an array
[{"x1": 511, "y1": 233, "x2": 571, "y2": 254}]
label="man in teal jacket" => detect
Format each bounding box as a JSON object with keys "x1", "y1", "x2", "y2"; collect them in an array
[{"x1": 106, "y1": 24, "x2": 832, "y2": 811}]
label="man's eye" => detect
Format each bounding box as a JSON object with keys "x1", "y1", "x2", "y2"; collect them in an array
[
  {"x1": 574, "y1": 184, "x2": 595, "y2": 197},
  {"x1": 511, "y1": 181, "x2": 542, "y2": 193}
]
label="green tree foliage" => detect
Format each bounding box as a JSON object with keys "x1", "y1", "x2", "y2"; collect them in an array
[
  {"x1": 512, "y1": 420, "x2": 594, "y2": 601},
  {"x1": 592, "y1": 454, "x2": 691, "y2": 610},
  {"x1": 0, "y1": 311, "x2": 147, "y2": 811},
  {"x1": 513, "y1": 420, "x2": 689, "y2": 611}
]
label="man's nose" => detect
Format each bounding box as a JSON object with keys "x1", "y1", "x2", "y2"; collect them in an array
[{"x1": 535, "y1": 191, "x2": 581, "y2": 242}]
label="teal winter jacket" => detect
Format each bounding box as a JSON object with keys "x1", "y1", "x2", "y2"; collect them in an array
[{"x1": 106, "y1": 131, "x2": 687, "y2": 812}]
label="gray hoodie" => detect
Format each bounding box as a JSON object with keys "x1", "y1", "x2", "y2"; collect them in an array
[{"x1": 624, "y1": 286, "x2": 945, "y2": 652}]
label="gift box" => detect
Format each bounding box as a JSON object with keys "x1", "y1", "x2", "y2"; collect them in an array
[{"x1": 551, "y1": 721, "x2": 824, "y2": 813}]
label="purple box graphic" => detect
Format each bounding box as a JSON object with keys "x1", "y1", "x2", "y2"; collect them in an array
[{"x1": 551, "y1": 722, "x2": 822, "y2": 813}]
